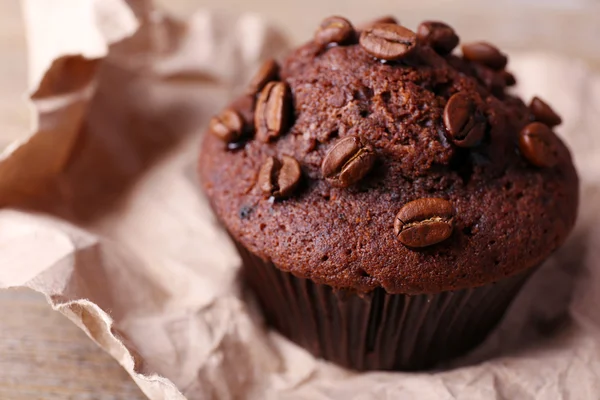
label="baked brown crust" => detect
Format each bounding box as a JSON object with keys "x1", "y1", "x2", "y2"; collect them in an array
[{"x1": 199, "y1": 22, "x2": 578, "y2": 295}]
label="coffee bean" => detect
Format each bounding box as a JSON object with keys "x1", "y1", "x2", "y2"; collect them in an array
[
  {"x1": 394, "y1": 198, "x2": 454, "y2": 248},
  {"x1": 209, "y1": 109, "x2": 244, "y2": 143},
  {"x1": 315, "y1": 16, "x2": 355, "y2": 46},
  {"x1": 519, "y1": 122, "x2": 560, "y2": 167},
  {"x1": 247, "y1": 59, "x2": 280, "y2": 95},
  {"x1": 530, "y1": 96, "x2": 562, "y2": 127},
  {"x1": 258, "y1": 157, "x2": 278, "y2": 195},
  {"x1": 443, "y1": 92, "x2": 487, "y2": 147},
  {"x1": 417, "y1": 21, "x2": 459, "y2": 55},
  {"x1": 255, "y1": 81, "x2": 291, "y2": 142},
  {"x1": 503, "y1": 71, "x2": 517, "y2": 87},
  {"x1": 359, "y1": 23, "x2": 417, "y2": 61},
  {"x1": 474, "y1": 64, "x2": 506, "y2": 95},
  {"x1": 257, "y1": 156, "x2": 302, "y2": 199},
  {"x1": 462, "y1": 42, "x2": 508, "y2": 70},
  {"x1": 322, "y1": 136, "x2": 376, "y2": 188},
  {"x1": 359, "y1": 16, "x2": 398, "y2": 30}
]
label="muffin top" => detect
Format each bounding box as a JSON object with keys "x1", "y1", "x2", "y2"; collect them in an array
[{"x1": 199, "y1": 16, "x2": 579, "y2": 295}]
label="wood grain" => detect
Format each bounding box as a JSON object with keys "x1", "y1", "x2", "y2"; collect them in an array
[{"x1": 0, "y1": 289, "x2": 145, "y2": 399}]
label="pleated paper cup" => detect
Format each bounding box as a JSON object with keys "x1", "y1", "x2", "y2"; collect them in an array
[{"x1": 237, "y1": 243, "x2": 533, "y2": 371}]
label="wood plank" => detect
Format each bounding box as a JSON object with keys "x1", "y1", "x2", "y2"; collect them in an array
[{"x1": 0, "y1": 289, "x2": 145, "y2": 399}]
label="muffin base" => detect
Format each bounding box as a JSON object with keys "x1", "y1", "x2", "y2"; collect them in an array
[{"x1": 237, "y1": 243, "x2": 533, "y2": 371}]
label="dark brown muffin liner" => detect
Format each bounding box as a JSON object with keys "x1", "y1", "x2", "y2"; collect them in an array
[{"x1": 236, "y1": 242, "x2": 534, "y2": 371}]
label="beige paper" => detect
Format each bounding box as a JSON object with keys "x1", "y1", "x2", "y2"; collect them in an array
[{"x1": 1, "y1": 0, "x2": 600, "y2": 399}]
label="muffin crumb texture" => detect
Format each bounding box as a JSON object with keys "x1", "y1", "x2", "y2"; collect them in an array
[{"x1": 200, "y1": 16, "x2": 578, "y2": 295}]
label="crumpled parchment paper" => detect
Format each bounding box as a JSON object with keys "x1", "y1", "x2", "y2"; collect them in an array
[{"x1": 1, "y1": 0, "x2": 600, "y2": 399}]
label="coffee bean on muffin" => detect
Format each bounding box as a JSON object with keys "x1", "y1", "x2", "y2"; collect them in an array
[
  {"x1": 359, "y1": 23, "x2": 417, "y2": 60},
  {"x1": 443, "y1": 92, "x2": 487, "y2": 147},
  {"x1": 315, "y1": 16, "x2": 355, "y2": 46},
  {"x1": 462, "y1": 42, "x2": 508, "y2": 70},
  {"x1": 417, "y1": 21, "x2": 459, "y2": 55},
  {"x1": 209, "y1": 109, "x2": 244, "y2": 143},
  {"x1": 394, "y1": 198, "x2": 455, "y2": 248},
  {"x1": 529, "y1": 96, "x2": 562, "y2": 127},
  {"x1": 321, "y1": 136, "x2": 376, "y2": 187},
  {"x1": 519, "y1": 122, "x2": 560, "y2": 167},
  {"x1": 503, "y1": 71, "x2": 517, "y2": 87},
  {"x1": 255, "y1": 81, "x2": 292, "y2": 142},
  {"x1": 257, "y1": 155, "x2": 302, "y2": 199}
]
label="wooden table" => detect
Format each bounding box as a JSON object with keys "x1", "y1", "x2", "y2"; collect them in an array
[
  {"x1": 0, "y1": 289, "x2": 146, "y2": 399},
  {"x1": 0, "y1": 0, "x2": 598, "y2": 398}
]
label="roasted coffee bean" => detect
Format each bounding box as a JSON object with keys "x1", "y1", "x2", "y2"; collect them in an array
[
  {"x1": 394, "y1": 198, "x2": 454, "y2": 248},
  {"x1": 258, "y1": 157, "x2": 278, "y2": 195},
  {"x1": 359, "y1": 16, "x2": 399, "y2": 30},
  {"x1": 209, "y1": 109, "x2": 244, "y2": 143},
  {"x1": 359, "y1": 23, "x2": 417, "y2": 61},
  {"x1": 417, "y1": 21, "x2": 459, "y2": 55},
  {"x1": 321, "y1": 136, "x2": 376, "y2": 187},
  {"x1": 530, "y1": 96, "x2": 562, "y2": 127},
  {"x1": 474, "y1": 64, "x2": 506, "y2": 95},
  {"x1": 246, "y1": 59, "x2": 280, "y2": 95},
  {"x1": 255, "y1": 81, "x2": 291, "y2": 142},
  {"x1": 315, "y1": 16, "x2": 355, "y2": 46},
  {"x1": 519, "y1": 122, "x2": 560, "y2": 167},
  {"x1": 503, "y1": 71, "x2": 517, "y2": 87},
  {"x1": 462, "y1": 42, "x2": 508, "y2": 70},
  {"x1": 257, "y1": 156, "x2": 302, "y2": 199},
  {"x1": 443, "y1": 92, "x2": 486, "y2": 147}
]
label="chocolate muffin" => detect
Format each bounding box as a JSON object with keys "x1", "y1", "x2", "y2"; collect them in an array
[{"x1": 199, "y1": 16, "x2": 579, "y2": 371}]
